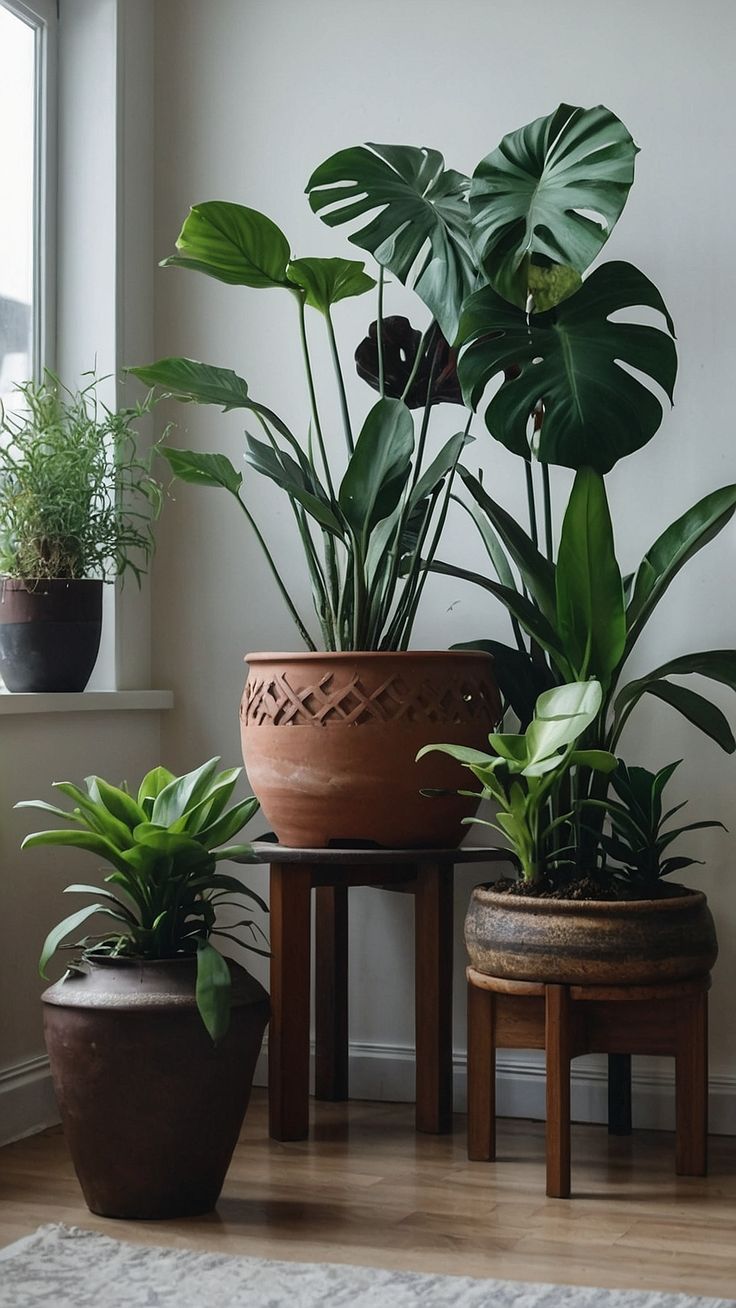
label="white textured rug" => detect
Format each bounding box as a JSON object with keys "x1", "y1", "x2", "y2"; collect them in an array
[{"x1": 0, "y1": 1224, "x2": 733, "y2": 1308}]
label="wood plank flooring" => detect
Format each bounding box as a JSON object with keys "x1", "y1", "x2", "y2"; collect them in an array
[{"x1": 2, "y1": 1091, "x2": 736, "y2": 1297}]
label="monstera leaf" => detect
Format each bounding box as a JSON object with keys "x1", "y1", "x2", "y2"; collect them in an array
[
  {"x1": 470, "y1": 103, "x2": 638, "y2": 307},
  {"x1": 457, "y1": 262, "x2": 677, "y2": 472},
  {"x1": 354, "y1": 317, "x2": 463, "y2": 408},
  {"x1": 307, "y1": 144, "x2": 476, "y2": 343}
]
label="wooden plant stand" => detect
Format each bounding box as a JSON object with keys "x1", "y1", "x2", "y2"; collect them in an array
[
  {"x1": 466, "y1": 967, "x2": 710, "y2": 1198},
  {"x1": 254, "y1": 842, "x2": 507, "y2": 1142}
]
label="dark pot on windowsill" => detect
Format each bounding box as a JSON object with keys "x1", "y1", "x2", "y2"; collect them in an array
[
  {"x1": 42, "y1": 955, "x2": 269, "y2": 1220},
  {"x1": 0, "y1": 577, "x2": 103, "y2": 692}
]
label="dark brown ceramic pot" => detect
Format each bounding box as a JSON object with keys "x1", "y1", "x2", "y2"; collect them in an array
[
  {"x1": 240, "y1": 650, "x2": 501, "y2": 848},
  {"x1": 42, "y1": 956, "x2": 269, "y2": 1219},
  {"x1": 0, "y1": 577, "x2": 103, "y2": 692},
  {"x1": 465, "y1": 884, "x2": 718, "y2": 985}
]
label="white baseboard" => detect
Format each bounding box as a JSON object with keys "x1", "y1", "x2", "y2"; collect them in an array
[
  {"x1": 5, "y1": 1041, "x2": 734, "y2": 1147},
  {"x1": 254, "y1": 1040, "x2": 736, "y2": 1136},
  {"x1": 0, "y1": 1055, "x2": 59, "y2": 1147}
]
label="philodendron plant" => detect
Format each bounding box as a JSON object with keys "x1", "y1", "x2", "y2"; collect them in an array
[
  {"x1": 419, "y1": 681, "x2": 615, "y2": 883},
  {"x1": 17, "y1": 758, "x2": 266, "y2": 1042}
]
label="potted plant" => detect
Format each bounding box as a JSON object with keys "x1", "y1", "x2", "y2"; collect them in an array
[
  {"x1": 420, "y1": 685, "x2": 720, "y2": 984},
  {"x1": 17, "y1": 757, "x2": 269, "y2": 1220},
  {"x1": 0, "y1": 371, "x2": 163, "y2": 692}
]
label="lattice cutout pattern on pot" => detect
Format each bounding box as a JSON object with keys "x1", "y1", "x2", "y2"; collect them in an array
[{"x1": 242, "y1": 671, "x2": 499, "y2": 727}]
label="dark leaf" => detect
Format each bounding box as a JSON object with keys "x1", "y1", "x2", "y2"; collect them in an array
[{"x1": 354, "y1": 317, "x2": 463, "y2": 408}]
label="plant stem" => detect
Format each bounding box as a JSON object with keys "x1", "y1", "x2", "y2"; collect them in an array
[
  {"x1": 377, "y1": 268, "x2": 386, "y2": 399},
  {"x1": 525, "y1": 460, "x2": 539, "y2": 549},
  {"x1": 325, "y1": 308, "x2": 354, "y2": 455},
  {"x1": 542, "y1": 462, "x2": 553, "y2": 560},
  {"x1": 401, "y1": 321, "x2": 437, "y2": 405},
  {"x1": 234, "y1": 496, "x2": 316, "y2": 650},
  {"x1": 297, "y1": 297, "x2": 335, "y2": 500}
]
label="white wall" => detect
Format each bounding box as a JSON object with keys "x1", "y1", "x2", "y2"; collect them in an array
[{"x1": 152, "y1": 0, "x2": 736, "y2": 1120}]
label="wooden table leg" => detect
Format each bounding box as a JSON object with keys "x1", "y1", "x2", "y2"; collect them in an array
[
  {"x1": 608, "y1": 1053, "x2": 633, "y2": 1135},
  {"x1": 314, "y1": 882, "x2": 349, "y2": 1101},
  {"x1": 414, "y1": 862, "x2": 454, "y2": 1134},
  {"x1": 676, "y1": 991, "x2": 708, "y2": 1176},
  {"x1": 467, "y1": 981, "x2": 495, "y2": 1161},
  {"x1": 268, "y1": 862, "x2": 312, "y2": 1141},
  {"x1": 545, "y1": 984, "x2": 571, "y2": 1198}
]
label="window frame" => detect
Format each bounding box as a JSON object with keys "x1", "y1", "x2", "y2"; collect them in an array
[{"x1": 0, "y1": 0, "x2": 58, "y2": 382}]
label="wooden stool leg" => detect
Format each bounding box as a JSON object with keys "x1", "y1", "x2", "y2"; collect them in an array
[
  {"x1": 314, "y1": 883, "x2": 349, "y2": 1101},
  {"x1": 608, "y1": 1053, "x2": 633, "y2": 1135},
  {"x1": 467, "y1": 981, "x2": 495, "y2": 1160},
  {"x1": 414, "y1": 862, "x2": 454, "y2": 1134},
  {"x1": 268, "y1": 862, "x2": 312, "y2": 1141},
  {"x1": 545, "y1": 984, "x2": 571, "y2": 1198},
  {"x1": 676, "y1": 991, "x2": 708, "y2": 1176}
]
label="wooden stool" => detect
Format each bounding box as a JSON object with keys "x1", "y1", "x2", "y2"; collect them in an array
[
  {"x1": 466, "y1": 967, "x2": 710, "y2": 1198},
  {"x1": 255, "y1": 842, "x2": 507, "y2": 1141}
]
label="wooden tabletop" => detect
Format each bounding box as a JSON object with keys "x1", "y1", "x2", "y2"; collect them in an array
[{"x1": 252, "y1": 842, "x2": 511, "y2": 866}]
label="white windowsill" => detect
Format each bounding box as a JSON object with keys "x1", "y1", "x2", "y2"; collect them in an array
[{"x1": 0, "y1": 689, "x2": 173, "y2": 715}]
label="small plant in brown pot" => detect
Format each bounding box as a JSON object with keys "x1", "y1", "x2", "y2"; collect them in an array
[
  {"x1": 17, "y1": 757, "x2": 268, "y2": 1220},
  {"x1": 421, "y1": 689, "x2": 722, "y2": 984},
  {"x1": 0, "y1": 371, "x2": 163, "y2": 692}
]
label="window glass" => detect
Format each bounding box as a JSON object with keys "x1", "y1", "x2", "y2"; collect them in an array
[{"x1": 0, "y1": 5, "x2": 37, "y2": 399}]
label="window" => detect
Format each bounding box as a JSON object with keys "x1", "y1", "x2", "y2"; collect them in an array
[{"x1": 0, "y1": 0, "x2": 56, "y2": 399}]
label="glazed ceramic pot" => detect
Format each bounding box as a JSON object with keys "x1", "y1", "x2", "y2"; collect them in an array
[
  {"x1": 42, "y1": 956, "x2": 269, "y2": 1219},
  {"x1": 0, "y1": 578, "x2": 103, "y2": 692},
  {"x1": 465, "y1": 884, "x2": 718, "y2": 985},
  {"x1": 240, "y1": 650, "x2": 501, "y2": 848}
]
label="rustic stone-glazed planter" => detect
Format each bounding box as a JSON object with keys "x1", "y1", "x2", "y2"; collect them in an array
[
  {"x1": 0, "y1": 577, "x2": 103, "y2": 692},
  {"x1": 465, "y1": 884, "x2": 718, "y2": 985},
  {"x1": 42, "y1": 956, "x2": 269, "y2": 1219},
  {"x1": 240, "y1": 650, "x2": 501, "y2": 848}
]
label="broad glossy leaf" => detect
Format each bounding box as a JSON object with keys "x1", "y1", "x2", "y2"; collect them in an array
[
  {"x1": 615, "y1": 651, "x2": 736, "y2": 720},
  {"x1": 307, "y1": 143, "x2": 476, "y2": 343},
  {"x1": 457, "y1": 262, "x2": 677, "y2": 472},
  {"x1": 286, "y1": 257, "x2": 375, "y2": 312},
  {"x1": 63, "y1": 885, "x2": 136, "y2": 920},
  {"x1": 14, "y1": 799, "x2": 84, "y2": 824},
  {"x1": 199, "y1": 797, "x2": 260, "y2": 850},
  {"x1": 130, "y1": 358, "x2": 251, "y2": 412},
  {"x1": 628, "y1": 487, "x2": 736, "y2": 645},
  {"x1": 51, "y1": 784, "x2": 135, "y2": 851},
  {"x1": 162, "y1": 201, "x2": 291, "y2": 288},
  {"x1": 430, "y1": 559, "x2": 568, "y2": 670},
  {"x1": 338, "y1": 398, "x2": 414, "y2": 540},
  {"x1": 455, "y1": 497, "x2": 516, "y2": 592},
  {"x1": 458, "y1": 466, "x2": 556, "y2": 620},
  {"x1": 195, "y1": 941, "x2": 231, "y2": 1043},
  {"x1": 416, "y1": 742, "x2": 496, "y2": 766},
  {"x1": 555, "y1": 468, "x2": 626, "y2": 682},
  {"x1": 409, "y1": 432, "x2": 469, "y2": 509},
  {"x1": 569, "y1": 749, "x2": 617, "y2": 772},
  {"x1": 470, "y1": 103, "x2": 637, "y2": 306},
  {"x1": 452, "y1": 639, "x2": 556, "y2": 728},
  {"x1": 85, "y1": 777, "x2": 146, "y2": 830},
  {"x1": 245, "y1": 435, "x2": 343, "y2": 534},
  {"x1": 151, "y1": 758, "x2": 222, "y2": 828},
  {"x1": 137, "y1": 766, "x2": 176, "y2": 807},
  {"x1": 525, "y1": 680, "x2": 603, "y2": 767},
  {"x1": 632, "y1": 680, "x2": 735, "y2": 753},
  {"x1": 162, "y1": 448, "x2": 242, "y2": 495}
]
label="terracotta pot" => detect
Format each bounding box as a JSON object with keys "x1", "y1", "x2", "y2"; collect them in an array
[
  {"x1": 42, "y1": 956, "x2": 269, "y2": 1219},
  {"x1": 465, "y1": 884, "x2": 718, "y2": 985},
  {"x1": 240, "y1": 650, "x2": 500, "y2": 849},
  {"x1": 0, "y1": 577, "x2": 103, "y2": 692}
]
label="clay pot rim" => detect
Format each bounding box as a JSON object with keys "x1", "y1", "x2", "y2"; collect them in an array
[
  {"x1": 245, "y1": 648, "x2": 494, "y2": 664},
  {"x1": 472, "y1": 883, "x2": 706, "y2": 915}
]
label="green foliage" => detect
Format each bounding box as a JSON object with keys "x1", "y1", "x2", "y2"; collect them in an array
[
  {"x1": 17, "y1": 759, "x2": 266, "y2": 1043},
  {"x1": 457, "y1": 264, "x2": 676, "y2": 472},
  {"x1": 469, "y1": 103, "x2": 637, "y2": 307},
  {"x1": 419, "y1": 681, "x2": 615, "y2": 883},
  {"x1": 589, "y1": 760, "x2": 726, "y2": 889},
  {"x1": 0, "y1": 372, "x2": 163, "y2": 583}
]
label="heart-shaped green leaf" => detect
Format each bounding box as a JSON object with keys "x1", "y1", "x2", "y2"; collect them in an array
[
  {"x1": 338, "y1": 397, "x2": 414, "y2": 540},
  {"x1": 457, "y1": 261, "x2": 676, "y2": 472},
  {"x1": 286, "y1": 257, "x2": 375, "y2": 312},
  {"x1": 162, "y1": 201, "x2": 291, "y2": 288},
  {"x1": 130, "y1": 358, "x2": 251, "y2": 411},
  {"x1": 307, "y1": 143, "x2": 476, "y2": 343},
  {"x1": 470, "y1": 103, "x2": 638, "y2": 306},
  {"x1": 161, "y1": 448, "x2": 243, "y2": 495}
]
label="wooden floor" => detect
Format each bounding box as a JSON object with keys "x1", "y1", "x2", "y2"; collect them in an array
[{"x1": 2, "y1": 1091, "x2": 736, "y2": 1297}]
